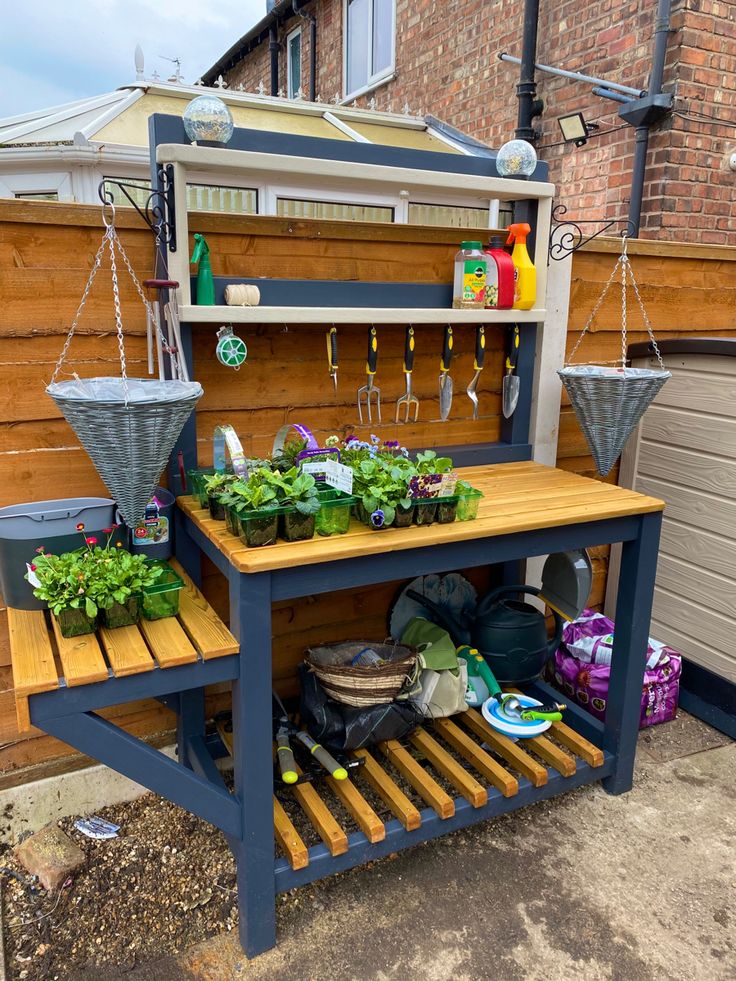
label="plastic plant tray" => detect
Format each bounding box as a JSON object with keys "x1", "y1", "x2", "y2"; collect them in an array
[{"x1": 141, "y1": 561, "x2": 184, "y2": 620}]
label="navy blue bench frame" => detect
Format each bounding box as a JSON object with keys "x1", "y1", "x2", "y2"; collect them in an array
[{"x1": 21, "y1": 116, "x2": 663, "y2": 960}]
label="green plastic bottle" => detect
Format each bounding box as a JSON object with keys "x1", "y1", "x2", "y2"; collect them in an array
[{"x1": 191, "y1": 233, "x2": 215, "y2": 305}]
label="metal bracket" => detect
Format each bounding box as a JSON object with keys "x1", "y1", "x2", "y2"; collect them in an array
[
  {"x1": 548, "y1": 204, "x2": 636, "y2": 261},
  {"x1": 98, "y1": 164, "x2": 177, "y2": 253}
]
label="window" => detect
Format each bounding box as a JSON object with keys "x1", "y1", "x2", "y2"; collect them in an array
[
  {"x1": 287, "y1": 27, "x2": 302, "y2": 99},
  {"x1": 14, "y1": 191, "x2": 59, "y2": 201},
  {"x1": 103, "y1": 178, "x2": 257, "y2": 216},
  {"x1": 345, "y1": 0, "x2": 395, "y2": 99},
  {"x1": 408, "y1": 203, "x2": 491, "y2": 229},
  {"x1": 277, "y1": 196, "x2": 393, "y2": 223}
]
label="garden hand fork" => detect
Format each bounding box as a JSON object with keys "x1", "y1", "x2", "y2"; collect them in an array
[
  {"x1": 395, "y1": 325, "x2": 419, "y2": 423},
  {"x1": 357, "y1": 325, "x2": 381, "y2": 423}
]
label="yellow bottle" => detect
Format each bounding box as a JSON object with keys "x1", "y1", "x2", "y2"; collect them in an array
[{"x1": 506, "y1": 222, "x2": 536, "y2": 310}]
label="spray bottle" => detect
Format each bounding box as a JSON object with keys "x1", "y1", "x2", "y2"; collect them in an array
[
  {"x1": 191, "y1": 233, "x2": 215, "y2": 305},
  {"x1": 505, "y1": 222, "x2": 536, "y2": 310}
]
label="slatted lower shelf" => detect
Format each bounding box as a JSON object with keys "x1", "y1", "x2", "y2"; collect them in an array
[{"x1": 218, "y1": 706, "x2": 608, "y2": 885}]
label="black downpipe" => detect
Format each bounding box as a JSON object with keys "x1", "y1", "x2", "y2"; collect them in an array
[
  {"x1": 269, "y1": 22, "x2": 279, "y2": 96},
  {"x1": 628, "y1": 0, "x2": 671, "y2": 235},
  {"x1": 516, "y1": 0, "x2": 542, "y2": 141},
  {"x1": 309, "y1": 13, "x2": 317, "y2": 102}
]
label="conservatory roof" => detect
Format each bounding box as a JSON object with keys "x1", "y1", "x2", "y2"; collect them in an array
[{"x1": 0, "y1": 82, "x2": 491, "y2": 158}]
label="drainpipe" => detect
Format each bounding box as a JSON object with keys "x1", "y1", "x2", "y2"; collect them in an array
[
  {"x1": 293, "y1": 1, "x2": 317, "y2": 101},
  {"x1": 269, "y1": 22, "x2": 279, "y2": 96},
  {"x1": 515, "y1": 0, "x2": 544, "y2": 141},
  {"x1": 626, "y1": 0, "x2": 672, "y2": 235}
]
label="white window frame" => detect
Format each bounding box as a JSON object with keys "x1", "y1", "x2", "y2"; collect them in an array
[
  {"x1": 343, "y1": 0, "x2": 396, "y2": 102},
  {"x1": 0, "y1": 170, "x2": 73, "y2": 201},
  {"x1": 286, "y1": 26, "x2": 302, "y2": 100}
]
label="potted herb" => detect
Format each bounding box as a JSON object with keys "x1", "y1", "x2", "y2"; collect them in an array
[
  {"x1": 141, "y1": 561, "x2": 184, "y2": 620},
  {"x1": 203, "y1": 472, "x2": 237, "y2": 520},
  {"x1": 229, "y1": 472, "x2": 280, "y2": 548},
  {"x1": 27, "y1": 546, "x2": 98, "y2": 637},
  {"x1": 352, "y1": 458, "x2": 415, "y2": 531}
]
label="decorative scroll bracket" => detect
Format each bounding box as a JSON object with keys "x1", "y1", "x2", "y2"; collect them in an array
[
  {"x1": 98, "y1": 164, "x2": 177, "y2": 253},
  {"x1": 548, "y1": 204, "x2": 636, "y2": 261}
]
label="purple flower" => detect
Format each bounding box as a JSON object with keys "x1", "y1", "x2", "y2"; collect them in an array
[
  {"x1": 384, "y1": 440, "x2": 400, "y2": 449},
  {"x1": 370, "y1": 434, "x2": 380, "y2": 445},
  {"x1": 370, "y1": 508, "x2": 385, "y2": 528}
]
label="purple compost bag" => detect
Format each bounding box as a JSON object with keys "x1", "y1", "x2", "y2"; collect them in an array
[{"x1": 553, "y1": 609, "x2": 681, "y2": 729}]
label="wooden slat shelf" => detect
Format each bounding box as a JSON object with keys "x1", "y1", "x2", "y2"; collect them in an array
[
  {"x1": 178, "y1": 461, "x2": 665, "y2": 575},
  {"x1": 178, "y1": 305, "x2": 547, "y2": 325},
  {"x1": 218, "y1": 706, "x2": 606, "y2": 872},
  {"x1": 7, "y1": 564, "x2": 238, "y2": 732}
]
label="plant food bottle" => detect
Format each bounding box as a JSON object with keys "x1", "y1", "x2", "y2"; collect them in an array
[
  {"x1": 505, "y1": 223, "x2": 536, "y2": 310},
  {"x1": 453, "y1": 241, "x2": 487, "y2": 309},
  {"x1": 484, "y1": 236, "x2": 515, "y2": 309}
]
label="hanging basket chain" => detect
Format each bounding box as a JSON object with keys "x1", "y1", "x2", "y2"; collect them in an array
[
  {"x1": 49, "y1": 203, "x2": 181, "y2": 386},
  {"x1": 50, "y1": 229, "x2": 111, "y2": 385},
  {"x1": 566, "y1": 234, "x2": 665, "y2": 369}
]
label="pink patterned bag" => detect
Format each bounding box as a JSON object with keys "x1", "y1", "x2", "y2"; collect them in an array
[{"x1": 553, "y1": 609, "x2": 681, "y2": 729}]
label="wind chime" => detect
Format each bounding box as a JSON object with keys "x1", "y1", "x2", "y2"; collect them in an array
[{"x1": 558, "y1": 235, "x2": 671, "y2": 476}]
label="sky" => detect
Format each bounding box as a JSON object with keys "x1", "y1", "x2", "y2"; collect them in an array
[{"x1": 0, "y1": 0, "x2": 266, "y2": 118}]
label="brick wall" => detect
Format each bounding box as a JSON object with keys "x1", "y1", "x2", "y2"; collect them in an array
[{"x1": 223, "y1": 0, "x2": 736, "y2": 243}]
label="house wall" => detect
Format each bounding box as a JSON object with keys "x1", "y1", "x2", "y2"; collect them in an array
[
  {"x1": 1, "y1": 197, "x2": 736, "y2": 784},
  {"x1": 222, "y1": 0, "x2": 736, "y2": 244}
]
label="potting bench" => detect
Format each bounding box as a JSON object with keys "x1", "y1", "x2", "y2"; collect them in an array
[{"x1": 7, "y1": 117, "x2": 664, "y2": 959}]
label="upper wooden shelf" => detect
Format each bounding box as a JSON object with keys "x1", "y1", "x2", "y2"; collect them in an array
[{"x1": 178, "y1": 305, "x2": 547, "y2": 325}]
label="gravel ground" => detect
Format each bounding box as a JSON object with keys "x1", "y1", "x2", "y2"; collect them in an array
[{"x1": 1, "y1": 794, "x2": 241, "y2": 981}]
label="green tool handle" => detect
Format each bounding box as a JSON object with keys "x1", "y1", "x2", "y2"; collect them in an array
[
  {"x1": 474, "y1": 653, "x2": 502, "y2": 701},
  {"x1": 295, "y1": 731, "x2": 348, "y2": 780},
  {"x1": 440, "y1": 324, "x2": 454, "y2": 372},
  {"x1": 276, "y1": 730, "x2": 298, "y2": 784},
  {"x1": 403, "y1": 325, "x2": 415, "y2": 373},
  {"x1": 326, "y1": 327, "x2": 338, "y2": 371},
  {"x1": 473, "y1": 325, "x2": 486, "y2": 372},
  {"x1": 366, "y1": 326, "x2": 378, "y2": 376},
  {"x1": 521, "y1": 710, "x2": 563, "y2": 722},
  {"x1": 506, "y1": 324, "x2": 520, "y2": 372}
]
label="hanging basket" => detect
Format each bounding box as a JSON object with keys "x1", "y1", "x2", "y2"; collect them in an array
[
  {"x1": 47, "y1": 378, "x2": 202, "y2": 527},
  {"x1": 559, "y1": 237, "x2": 670, "y2": 476},
  {"x1": 558, "y1": 365, "x2": 669, "y2": 476},
  {"x1": 47, "y1": 201, "x2": 203, "y2": 526}
]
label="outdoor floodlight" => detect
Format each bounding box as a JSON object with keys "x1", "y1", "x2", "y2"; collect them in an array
[
  {"x1": 183, "y1": 95, "x2": 234, "y2": 146},
  {"x1": 496, "y1": 139, "x2": 538, "y2": 178},
  {"x1": 558, "y1": 112, "x2": 592, "y2": 147}
]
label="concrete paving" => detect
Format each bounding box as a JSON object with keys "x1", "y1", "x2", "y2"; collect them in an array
[{"x1": 76, "y1": 715, "x2": 736, "y2": 981}]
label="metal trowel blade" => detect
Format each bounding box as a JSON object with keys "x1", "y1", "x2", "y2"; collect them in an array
[
  {"x1": 502, "y1": 374, "x2": 520, "y2": 418},
  {"x1": 439, "y1": 374, "x2": 453, "y2": 420}
]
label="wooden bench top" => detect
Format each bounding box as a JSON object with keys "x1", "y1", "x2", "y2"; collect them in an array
[
  {"x1": 179, "y1": 461, "x2": 665, "y2": 575},
  {"x1": 8, "y1": 558, "x2": 238, "y2": 732}
]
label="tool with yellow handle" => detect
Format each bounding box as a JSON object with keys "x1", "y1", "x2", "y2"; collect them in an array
[
  {"x1": 502, "y1": 324, "x2": 520, "y2": 419},
  {"x1": 326, "y1": 326, "x2": 338, "y2": 392},
  {"x1": 273, "y1": 691, "x2": 347, "y2": 784},
  {"x1": 357, "y1": 325, "x2": 381, "y2": 423}
]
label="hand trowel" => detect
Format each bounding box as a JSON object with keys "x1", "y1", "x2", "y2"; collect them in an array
[{"x1": 502, "y1": 324, "x2": 520, "y2": 419}]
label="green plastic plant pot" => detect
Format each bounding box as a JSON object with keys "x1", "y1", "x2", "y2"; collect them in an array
[
  {"x1": 315, "y1": 493, "x2": 354, "y2": 537},
  {"x1": 100, "y1": 595, "x2": 140, "y2": 629},
  {"x1": 413, "y1": 501, "x2": 438, "y2": 526},
  {"x1": 239, "y1": 511, "x2": 279, "y2": 548},
  {"x1": 141, "y1": 562, "x2": 184, "y2": 620},
  {"x1": 436, "y1": 498, "x2": 459, "y2": 524},
  {"x1": 393, "y1": 503, "x2": 415, "y2": 528},
  {"x1": 457, "y1": 488, "x2": 482, "y2": 521},
  {"x1": 353, "y1": 501, "x2": 370, "y2": 525},
  {"x1": 224, "y1": 504, "x2": 241, "y2": 537},
  {"x1": 208, "y1": 495, "x2": 227, "y2": 521},
  {"x1": 280, "y1": 509, "x2": 316, "y2": 543},
  {"x1": 55, "y1": 607, "x2": 97, "y2": 638}
]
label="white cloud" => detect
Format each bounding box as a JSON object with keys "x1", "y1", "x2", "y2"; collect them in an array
[{"x1": 0, "y1": 0, "x2": 265, "y2": 115}]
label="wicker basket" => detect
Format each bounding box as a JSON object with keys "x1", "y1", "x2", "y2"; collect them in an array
[{"x1": 306, "y1": 642, "x2": 417, "y2": 707}]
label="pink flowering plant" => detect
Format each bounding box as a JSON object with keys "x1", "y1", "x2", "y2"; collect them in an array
[{"x1": 27, "y1": 525, "x2": 161, "y2": 619}]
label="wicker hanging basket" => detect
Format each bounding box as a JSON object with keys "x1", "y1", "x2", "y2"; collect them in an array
[
  {"x1": 558, "y1": 237, "x2": 670, "y2": 476},
  {"x1": 306, "y1": 642, "x2": 418, "y2": 708},
  {"x1": 47, "y1": 204, "x2": 202, "y2": 526}
]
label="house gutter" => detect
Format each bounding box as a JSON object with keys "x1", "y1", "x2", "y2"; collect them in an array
[
  {"x1": 515, "y1": 0, "x2": 543, "y2": 141},
  {"x1": 269, "y1": 23, "x2": 279, "y2": 96}
]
